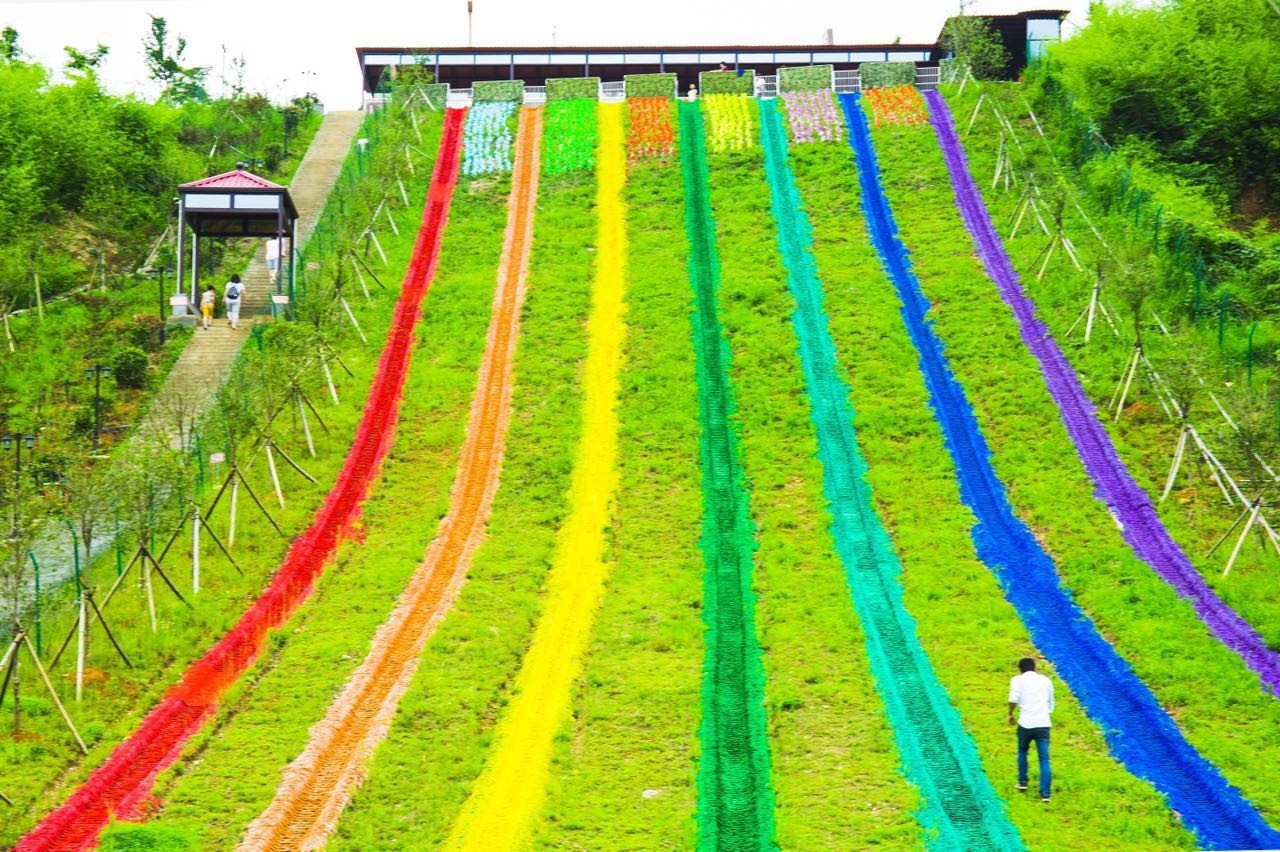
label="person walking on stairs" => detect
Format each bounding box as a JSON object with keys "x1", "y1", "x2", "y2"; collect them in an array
[
  {"x1": 224, "y1": 274, "x2": 245, "y2": 329},
  {"x1": 1008, "y1": 656, "x2": 1054, "y2": 802},
  {"x1": 200, "y1": 285, "x2": 216, "y2": 330},
  {"x1": 266, "y1": 234, "x2": 283, "y2": 286}
]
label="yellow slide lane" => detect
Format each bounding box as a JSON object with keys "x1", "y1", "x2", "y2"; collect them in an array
[{"x1": 444, "y1": 101, "x2": 627, "y2": 850}]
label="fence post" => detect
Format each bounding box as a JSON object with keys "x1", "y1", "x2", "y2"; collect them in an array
[{"x1": 28, "y1": 550, "x2": 41, "y2": 656}]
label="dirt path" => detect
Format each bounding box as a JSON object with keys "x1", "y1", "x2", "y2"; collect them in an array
[
  {"x1": 238, "y1": 105, "x2": 542, "y2": 852},
  {"x1": 443, "y1": 101, "x2": 626, "y2": 849}
]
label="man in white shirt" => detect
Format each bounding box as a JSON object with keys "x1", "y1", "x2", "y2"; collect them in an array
[{"x1": 1008, "y1": 656, "x2": 1054, "y2": 802}]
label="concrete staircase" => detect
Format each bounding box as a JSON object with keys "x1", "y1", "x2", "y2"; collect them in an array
[{"x1": 145, "y1": 111, "x2": 365, "y2": 444}]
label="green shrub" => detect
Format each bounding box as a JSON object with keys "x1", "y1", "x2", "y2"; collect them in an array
[
  {"x1": 99, "y1": 824, "x2": 199, "y2": 850},
  {"x1": 624, "y1": 73, "x2": 676, "y2": 99},
  {"x1": 128, "y1": 314, "x2": 165, "y2": 353},
  {"x1": 940, "y1": 57, "x2": 963, "y2": 84},
  {"x1": 546, "y1": 77, "x2": 600, "y2": 101},
  {"x1": 778, "y1": 65, "x2": 832, "y2": 92},
  {"x1": 699, "y1": 70, "x2": 755, "y2": 95},
  {"x1": 472, "y1": 80, "x2": 524, "y2": 102},
  {"x1": 859, "y1": 62, "x2": 917, "y2": 89},
  {"x1": 111, "y1": 345, "x2": 150, "y2": 389}
]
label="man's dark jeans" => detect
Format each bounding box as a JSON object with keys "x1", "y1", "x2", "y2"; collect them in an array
[{"x1": 1017, "y1": 725, "x2": 1051, "y2": 798}]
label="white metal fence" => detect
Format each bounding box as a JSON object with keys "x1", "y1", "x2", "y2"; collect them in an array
[
  {"x1": 915, "y1": 66, "x2": 941, "y2": 91},
  {"x1": 833, "y1": 69, "x2": 860, "y2": 94},
  {"x1": 398, "y1": 65, "x2": 941, "y2": 108}
]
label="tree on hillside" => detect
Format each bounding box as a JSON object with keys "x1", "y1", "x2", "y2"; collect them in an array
[
  {"x1": 942, "y1": 13, "x2": 1009, "y2": 80},
  {"x1": 0, "y1": 27, "x2": 20, "y2": 63},
  {"x1": 64, "y1": 44, "x2": 109, "y2": 78},
  {"x1": 1044, "y1": 0, "x2": 1280, "y2": 204},
  {"x1": 143, "y1": 15, "x2": 208, "y2": 103}
]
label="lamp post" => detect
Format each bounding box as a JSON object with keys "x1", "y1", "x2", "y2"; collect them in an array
[
  {"x1": 85, "y1": 365, "x2": 110, "y2": 455},
  {"x1": 1, "y1": 433, "x2": 35, "y2": 537},
  {"x1": 154, "y1": 266, "x2": 169, "y2": 345}
]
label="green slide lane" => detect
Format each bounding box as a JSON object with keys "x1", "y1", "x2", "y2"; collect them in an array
[
  {"x1": 677, "y1": 99, "x2": 777, "y2": 851},
  {"x1": 757, "y1": 97, "x2": 1021, "y2": 850}
]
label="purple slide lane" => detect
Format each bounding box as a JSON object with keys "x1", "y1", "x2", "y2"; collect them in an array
[{"x1": 924, "y1": 88, "x2": 1280, "y2": 698}]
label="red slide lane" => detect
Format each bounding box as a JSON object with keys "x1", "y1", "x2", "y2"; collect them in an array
[{"x1": 19, "y1": 107, "x2": 468, "y2": 852}]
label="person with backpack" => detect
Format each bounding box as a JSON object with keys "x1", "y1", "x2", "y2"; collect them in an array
[
  {"x1": 224, "y1": 274, "x2": 245, "y2": 329},
  {"x1": 200, "y1": 285, "x2": 217, "y2": 330}
]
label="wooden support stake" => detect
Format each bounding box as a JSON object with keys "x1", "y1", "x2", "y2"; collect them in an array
[
  {"x1": 1161, "y1": 427, "x2": 1189, "y2": 503},
  {"x1": 24, "y1": 634, "x2": 88, "y2": 754},
  {"x1": 1112, "y1": 348, "x2": 1141, "y2": 421},
  {"x1": 321, "y1": 355, "x2": 340, "y2": 405},
  {"x1": 86, "y1": 590, "x2": 132, "y2": 669},
  {"x1": 229, "y1": 476, "x2": 239, "y2": 547},
  {"x1": 964, "y1": 92, "x2": 986, "y2": 136},
  {"x1": 191, "y1": 504, "x2": 201, "y2": 594},
  {"x1": 339, "y1": 296, "x2": 368, "y2": 344},
  {"x1": 351, "y1": 256, "x2": 372, "y2": 301},
  {"x1": 368, "y1": 230, "x2": 388, "y2": 265},
  {"x1": 265, "y1": 442, "x2": 285, "y2": 508},
  {"x1": 144, "y1": 559, "x2": 158, "y2": 632},
  {"x1": 1224, "y1": 498, "x2": 1263, "y2": 577},
  {"x1": 75, "y1": 594, "x2": 86, "y2": 701},
  {"x1": 297, "y1": 392, "x2": 316, "y2": 458}
]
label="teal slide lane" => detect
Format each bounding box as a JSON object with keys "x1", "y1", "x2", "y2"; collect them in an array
[{"x1": 757, "y1": 97, "x2": 1023, "y2": 852}]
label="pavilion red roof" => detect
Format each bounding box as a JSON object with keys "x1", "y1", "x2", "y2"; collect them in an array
[{"x1": 179, "y1": 168, "x2": 284, "y2": 190}]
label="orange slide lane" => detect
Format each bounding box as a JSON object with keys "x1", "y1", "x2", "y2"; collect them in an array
[{"x1": 239, "y1": 105, "x2": 542, "y2": 851}]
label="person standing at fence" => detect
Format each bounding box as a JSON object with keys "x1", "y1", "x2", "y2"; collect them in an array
[
  {"x1": 1008, "y1": 657, "x2": 1055, "y2": 802},
  {"x1": 224, "y1": 274, "x2": 245, "y2": 330}
]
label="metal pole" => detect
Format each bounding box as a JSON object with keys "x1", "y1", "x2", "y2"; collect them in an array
[
  {"x1": 11, "y1": 441, "x2": 19, "y2": 536},
  {"x1": 158, "y1": 268, "x2": 167, "y2": 344},
  {"x1": 175, "y1": 202, "x2": 185, "y2": 316},
  {"x1": 277, "y1": 210, "x2": 284, "y2": 295},
  {"x1": 467, "y1": 0, "x2": 473, "y2": 47},
  {"x1": 290, "y1": 218, "x2": 298, "y2": 305},
  {"x1": 191, "y1": 232, "x2": 200, "y2": 308},
  {"x1": 28, "y1": 551, "x2": 40, "y2": 656},
  {"x1": 92, "y1": 367, "x2": 102, "y2": 455}
]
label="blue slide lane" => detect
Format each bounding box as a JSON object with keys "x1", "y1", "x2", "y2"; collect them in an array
[
  {"x1": 757, "y1": 98, "x2": 1022, "y2": 851},
  {"x1": 839, "y1": 91, "x2": 1280, "y2": 851}
]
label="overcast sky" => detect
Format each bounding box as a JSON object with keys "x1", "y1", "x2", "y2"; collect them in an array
[{"x1": 1, "y1": 0, "x2": 1105, "y2": 109}]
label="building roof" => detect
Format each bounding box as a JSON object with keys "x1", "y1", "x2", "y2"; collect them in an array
[{"x1": 179, "y1": 168, "x2": 284, "y2": 191}]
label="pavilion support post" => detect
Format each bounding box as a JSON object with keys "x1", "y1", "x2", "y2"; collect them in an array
[
  {"x1": 173, "y1": 206, "x2": 187, "y2": 317},
  {"x1": 276, "y1": 208, "x2": 285, "y2": 296},
  {"x1": 290, "y1": 218, "x2": 298, "y2": 303},
  {"x1": 191, "y1": 232, "x2": 200, "y2": 307}
]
